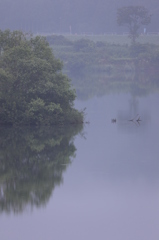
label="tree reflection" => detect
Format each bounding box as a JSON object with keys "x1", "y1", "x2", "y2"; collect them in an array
[
  {"x1": 0, "y1": 125, "x2": 83, "y2": 214},
  {"x1": 70, "y1": 61, "x2": 159, "y2": 100}
]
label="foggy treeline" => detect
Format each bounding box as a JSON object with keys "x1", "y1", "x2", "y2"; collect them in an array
[{"x1": 0, "y1": 0, "x2": 158, "y2": 34}]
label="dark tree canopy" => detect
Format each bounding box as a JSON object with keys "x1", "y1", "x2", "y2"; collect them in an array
[
  {"x1": 117, "y1": 6, "x2": 151, "y2": 44},
  {"x1": 0, "y1": 30, "x2": 83, "y2": 125}
]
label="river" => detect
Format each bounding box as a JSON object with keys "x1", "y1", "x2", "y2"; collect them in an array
[{"x1": 0, "y1": 86, "x2": 159, "y2": 239}]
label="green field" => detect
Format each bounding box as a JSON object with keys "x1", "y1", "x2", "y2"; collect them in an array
[{"x1": 62, "y1": 34, "x2": 159, "y2": 45}]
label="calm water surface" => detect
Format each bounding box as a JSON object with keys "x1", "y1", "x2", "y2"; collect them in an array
[{"x1": 0, "y1": 93, "x2": 159, "y2": 240}]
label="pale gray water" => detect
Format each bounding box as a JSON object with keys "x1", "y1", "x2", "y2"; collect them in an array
[{"x1": 0, "y1": 93, "x2": 159, "y2": 240}]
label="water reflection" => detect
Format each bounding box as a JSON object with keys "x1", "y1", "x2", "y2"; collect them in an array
[
  {"x1": 116, "y1": 96, "x2": 151, "y2": 133},
  {"x1": 1, "y1": 68, "x2": 159, "y2": 239},
  {"x1": 0, "y1": 125, "x2": 83, "y2": 214},
  {"x1": 70, "y1": 62, "x2": 159, "y2": 100}
]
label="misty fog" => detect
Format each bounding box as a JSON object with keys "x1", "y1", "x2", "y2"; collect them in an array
[
  {"x1": 1, "y1": 1, "x2": 159, "y2": 240},
  {"x1": 0, "y1": 0, "x2": 158, "y2": 34}
]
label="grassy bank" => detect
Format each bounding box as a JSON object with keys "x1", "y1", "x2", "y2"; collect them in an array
[
  {"x1": 47, "y1": 35, "x2": 159, "y2": 74},
  {"x1": 50, "y1": 34, "x2": 159, "y2": 45},
  {"x1": 45, "y1": 34, "x2": 159, "y2": 99}
]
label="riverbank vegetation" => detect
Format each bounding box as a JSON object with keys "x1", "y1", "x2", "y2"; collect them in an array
[
  {"x1": 46, "y1": 34, "x2": 159, "y2": 99},
  {"x1": 0, "y1": 30, "x2": 84, "y2": 126},
  {"x1": 48, "y1": 34, "x2": 159, "y2": 46},
  {"x1": 47, "y1": 35, "x2": 159, "y2": 72}
]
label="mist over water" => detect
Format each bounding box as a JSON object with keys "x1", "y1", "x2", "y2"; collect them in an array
[
  {"x1": 0, "y1": 0, "x2": 159, "y2": 238},
  {"x1": 1, "y1": 67, "x2": 159, "y2": 240}
]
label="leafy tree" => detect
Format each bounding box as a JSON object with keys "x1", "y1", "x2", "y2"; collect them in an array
[
  {"x1": 117, "y1": 6, "x2": 151, "y2": 44},
  {"x1": 0, "y1": 30, "x2": 83, "y2": 125}
]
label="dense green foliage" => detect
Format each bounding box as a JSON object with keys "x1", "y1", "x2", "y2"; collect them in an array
[
  {"x1": 117, "y1": 6, "x2": 151, "y2": 44},
  {"x1": 0, "y1": 30, "x2": 83, "y2": 125}
]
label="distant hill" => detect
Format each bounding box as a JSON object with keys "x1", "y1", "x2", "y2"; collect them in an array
[{"x1": 0, "y1": 0, "x2": 158, "y2": 34}]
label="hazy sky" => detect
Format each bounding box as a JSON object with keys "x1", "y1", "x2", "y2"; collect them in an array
[{"x1": 0, "y1": 0, "x2": 158, "y2": 33}]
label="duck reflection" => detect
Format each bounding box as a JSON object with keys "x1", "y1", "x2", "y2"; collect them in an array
[{"x1": 0, "y1": 125, "x2": 83, "y2": 214}]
